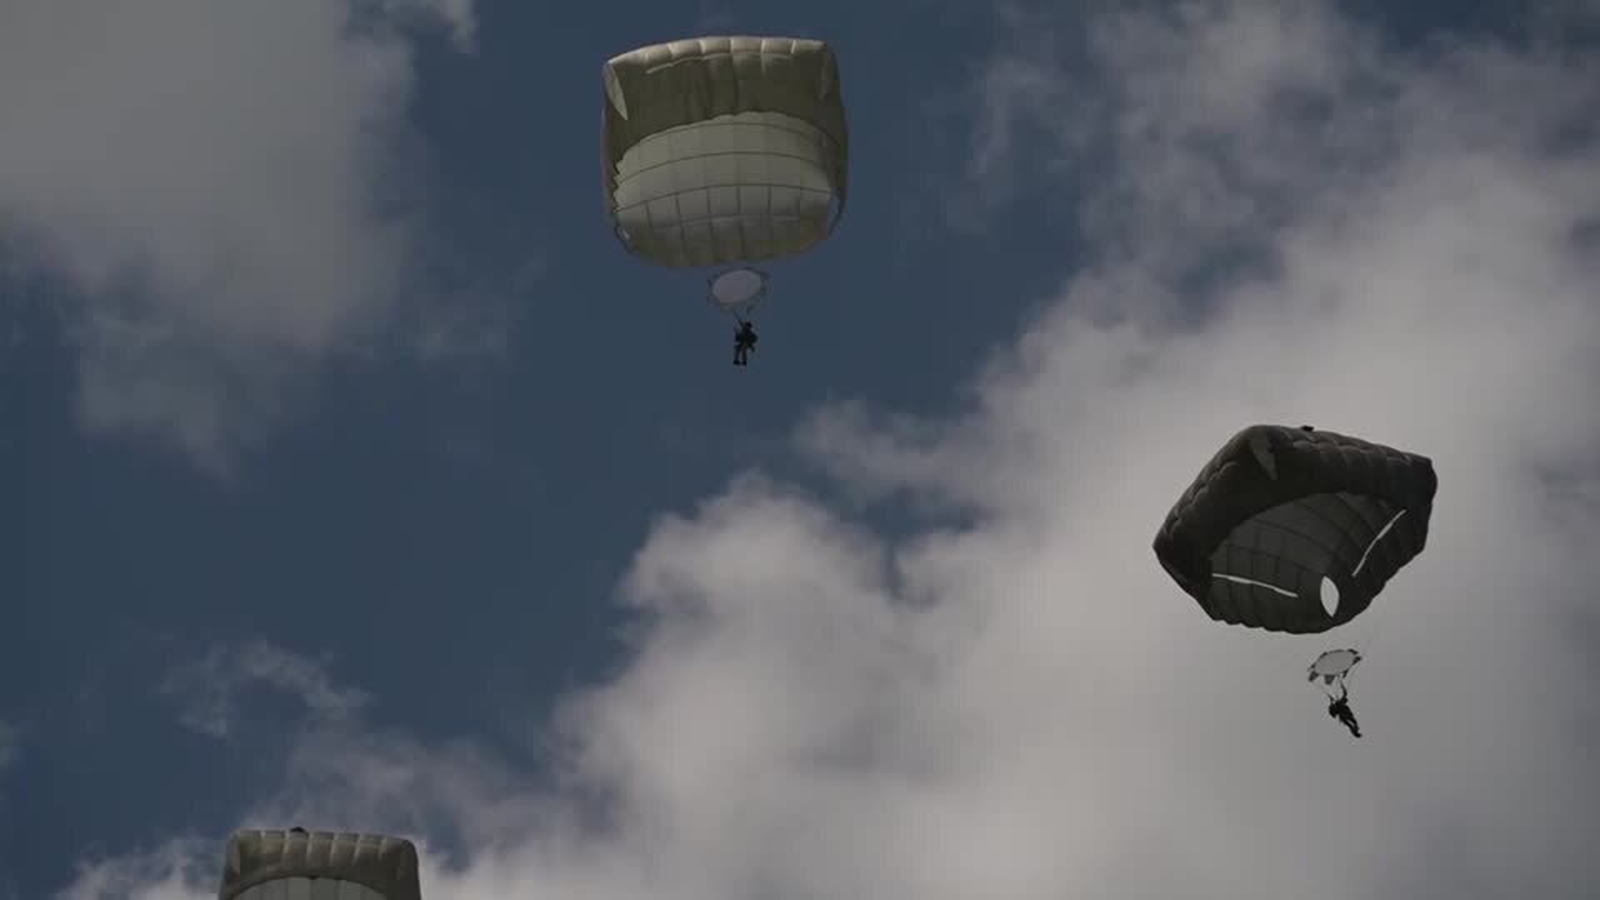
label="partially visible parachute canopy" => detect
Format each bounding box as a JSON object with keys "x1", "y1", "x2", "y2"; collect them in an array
[
  {"x1": 1153, "y1": 424, "x2": 1437, "y2": 635},
  {"x1": 218, "y1": 829, "x2": 421, "y2": 900},
  {"x1": 1309, "y1": 648, "x2": 1362, "y2": 686},
  {"x1": 708, "y1": 266, "x2": 768, "y2": 317},
  {"x1": 601, "y1": 36, "x2": 849, "y2": 269}
]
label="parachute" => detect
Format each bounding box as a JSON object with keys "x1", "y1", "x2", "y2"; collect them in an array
[
  {"x1": 1153, "y1": 425, "x2": 1437, "y2": 715},
  {"x1": 1309, "y1": 648, "x2": 1362, "y2": 690},
  {"x1": 600, "y1": 36, "x2": 848, "y2": 324},
  {"x1": 218, "y1": 829, "x2": 421, "y2": 900},
  {"x1": 1153, "y1": 424, "x2": 1436, "y2": 634},
  {"x1": 708, "y1": 266, "x2": 769, "y2": 320}
]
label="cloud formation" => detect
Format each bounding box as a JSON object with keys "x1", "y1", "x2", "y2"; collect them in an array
[
  {"x1": 160, "y1": 641, "x2": 370, "y2": 740},
  {"x1": 55, "y1": 840, "x2": 213, "y2": 900},
  {"x1": 0, "y1": 0, "x2": 474, "y2": 469},
  {"x1": 58, "y1": 2, "x2": 1600, "y2": 898}
]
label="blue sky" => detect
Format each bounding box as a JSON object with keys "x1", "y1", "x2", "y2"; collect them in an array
[{"x1": 5, "y1": 2, "x2": 1600, "y2": 898}]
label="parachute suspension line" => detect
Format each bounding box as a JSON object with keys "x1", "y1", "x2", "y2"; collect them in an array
[
  {"x1": 1338, "y1": 508, "x2": 1419, "y2": 662},
  {"x1": 1303, "y1": 568, "x2": 1393, "y2": 702},
  {"x1": 1348, "y1": 601, "x2": 1392, "y2": 664},
  {"x1": 1312, "y1": 672, "x2": 1351, "y2": 701},
  {"x1": 1300, "y1": 498, "x2": 1412, "y2": 689}
]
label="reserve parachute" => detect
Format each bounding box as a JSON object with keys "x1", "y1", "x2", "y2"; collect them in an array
[
  {"x1": 1309, "y1": 648, "x2": 1363, "y2": 687},
  {"x1": 218, "y1": 828, "x2": 421, "y2": 900},
  {"x1": 601, "y1": 36, "x2": 848, "y2": 326}
]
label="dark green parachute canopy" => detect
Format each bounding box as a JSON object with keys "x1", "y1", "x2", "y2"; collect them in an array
[
  {"x1": 1153, "y1": 424, "x2": 1437, "y2": 635},
  {"x1": 218, "y1": 829, "x2": 421, "y2": 900}
]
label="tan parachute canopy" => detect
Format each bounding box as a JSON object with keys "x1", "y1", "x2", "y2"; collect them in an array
[
  {"x1": 218, "y1": 829, "x2": 421, "y2": 900},
  {"x1": 601, "y1": 36, "x2": 849, "y2": 268}
]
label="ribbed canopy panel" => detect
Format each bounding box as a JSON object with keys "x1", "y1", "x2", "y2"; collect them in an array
[{"x1": 602, "y1": 36, "x2": 848, "y2": 268}]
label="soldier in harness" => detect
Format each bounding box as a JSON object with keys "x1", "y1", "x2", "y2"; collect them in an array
[
  {"x1": 733, "y1": 319, "x2": 759, "y2": 366},
  {"x1": 1327, "y1": 684, "x2": 1362, "y2": 738}
]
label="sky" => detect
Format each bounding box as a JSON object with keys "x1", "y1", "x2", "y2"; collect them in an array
[{"x1": 4, "y1": 0, "x2": 1599, "y2": 898}]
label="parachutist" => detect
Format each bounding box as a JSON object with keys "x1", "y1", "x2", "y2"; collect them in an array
[
  {"x1": 733, "y1": 320, "x2": 759, "y2": 366},
  {"x1": 1327, "y1": 685, "x2": 1362, "y2": 738},
  {"x1": 1155, "y1": 426, "x2": 1434, "y2": 737},
  {"x1": 602, "y1": 39, "x2": 847, "y2": 342}
]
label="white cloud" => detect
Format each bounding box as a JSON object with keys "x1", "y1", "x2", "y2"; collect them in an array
[
  {"x1": 62, "y1": 2, "x2": 1600, "y2": 898},
  {"x1": 160, "y1": 641, "x2": 370, "y2": 740},
  {"x1": 53, "y1": 839, "x2": 212, "y2": 900},
  {"x1": 372, "y1": 0, "x2": 478, "y2": 50},
  {"x1": 0, "y1": 0, "x2": 475, "y2": 470}
]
